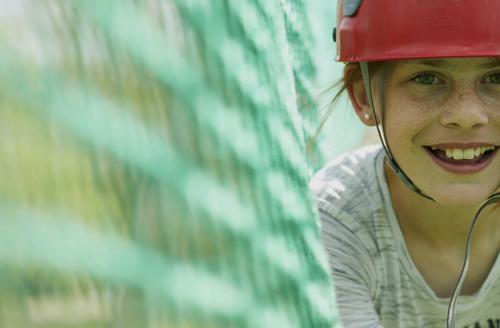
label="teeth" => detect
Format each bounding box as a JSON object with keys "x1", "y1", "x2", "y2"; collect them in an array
[
  {"x1": 463, "y1": 148, "x2": 475, "y2": 160},
  {"x1": 452, "y1": 149, "x2": 464, "y2": 160},
  {"x1": 438, "y1": 146, "x2": 496, "y2": 160}
]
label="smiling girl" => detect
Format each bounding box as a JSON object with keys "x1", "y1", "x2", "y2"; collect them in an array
[{"x1": 310, "y1": 1, "x2": 500, "y2": 327}]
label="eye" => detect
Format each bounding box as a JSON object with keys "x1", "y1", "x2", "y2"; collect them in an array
[
  {"x1": 482, "y1": 72, "x2": 500, "y2": 84},
  {"x1": 411, "y1": 73, "x2": 444, "y2": 85}
]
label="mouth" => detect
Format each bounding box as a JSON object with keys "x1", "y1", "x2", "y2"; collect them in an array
[{"x1": 424, "y1": 144, "x2": 498, "y2": 174}]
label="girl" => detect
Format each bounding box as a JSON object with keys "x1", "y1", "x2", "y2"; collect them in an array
[{"x1": 310, "y1": 0, "x2": 500, "y2": 327}]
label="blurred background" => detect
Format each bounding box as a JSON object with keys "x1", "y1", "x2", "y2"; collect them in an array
[{"x1": 0, "y1": 0, "x2": 370, "y2": 327}]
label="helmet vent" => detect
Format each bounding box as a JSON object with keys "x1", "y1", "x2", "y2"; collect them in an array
[{"x1": 343, "y1": 0, "x2": 363, "y2": 16}]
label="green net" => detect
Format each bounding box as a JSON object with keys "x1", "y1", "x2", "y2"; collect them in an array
[{"x1": 0, "y1": 0, "x2": 364, "y2": 326}]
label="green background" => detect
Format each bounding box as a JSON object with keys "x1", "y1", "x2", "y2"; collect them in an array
[{"x1": 0, "y1": 0, "x2": 365, "y2": 326}]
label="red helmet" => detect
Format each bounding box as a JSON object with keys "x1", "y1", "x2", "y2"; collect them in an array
[{"x1": 336, "y1": 0, "x2": 500, "y2": 62}]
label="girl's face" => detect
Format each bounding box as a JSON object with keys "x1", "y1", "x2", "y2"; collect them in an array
[{"x1": 371, "y1": 58, "x2": 500, "y2": 206}]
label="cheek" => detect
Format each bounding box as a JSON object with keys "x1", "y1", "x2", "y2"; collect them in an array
[
  {"x1": 493, "y1": 105, "x2": 500, "y2": 124},
  {"x1": 382, "y1": 95, "x2": 436, "y2": 143},
  {"x1": 481, "y1": 92, "x2": 500, "y2": 124}
]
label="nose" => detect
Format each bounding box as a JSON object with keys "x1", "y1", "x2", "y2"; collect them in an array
[{"x1": 439, "y1": 89, "x2": 490, "y2": 130}]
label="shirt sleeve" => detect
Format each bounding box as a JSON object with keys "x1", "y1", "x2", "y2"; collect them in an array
[{"x1": 319, "y1": 209, "x2": 384, "y2": 328}]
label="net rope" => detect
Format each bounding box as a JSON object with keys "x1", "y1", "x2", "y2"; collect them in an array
[{"x1": 0, "y1": 0, "x2": 364, "y2": 326}]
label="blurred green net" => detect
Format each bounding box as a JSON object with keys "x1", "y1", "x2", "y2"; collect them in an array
[{"x1": 0, "y1": 0, "x2": 364, "y2": 326}]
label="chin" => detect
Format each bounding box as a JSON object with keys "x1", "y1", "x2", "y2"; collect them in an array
[{"x1": 426, "y1": 184, "x2": 497, "y2": 208}]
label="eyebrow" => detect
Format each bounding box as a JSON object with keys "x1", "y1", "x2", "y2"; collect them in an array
[
  {"x1": 481, "y1": 57, "x2": 500, "y2": 68},
  {"x1": 404, "y1": 58, "x2": 500, "y2": 69}
]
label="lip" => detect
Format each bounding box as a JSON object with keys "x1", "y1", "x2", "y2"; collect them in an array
[
  {"x1": 428, "y1": 142, "x2": 497, "y2": 149},
  {"x1": 424, "y1": 146, "x2": 498, "y2": 175}
]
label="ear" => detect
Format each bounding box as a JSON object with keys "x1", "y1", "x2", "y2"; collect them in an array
[{"x1": 346, "y1": 76, "x2": 377, "y2": 126}]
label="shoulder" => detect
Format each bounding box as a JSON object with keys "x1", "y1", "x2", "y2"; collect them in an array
[
  {"x1": 309, "y1": 145, "x2": 387, "y2": 263},
  {"x1": 310, "y1": 146, "x2": 387, "y2": 300},
  {"x1": 310, "y1": 145, "x2": 383, "y2": 218}
]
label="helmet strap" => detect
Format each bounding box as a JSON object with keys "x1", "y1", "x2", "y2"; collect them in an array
[{"x1": 359, "y1": 62, "x2": 434, "y2": 201}]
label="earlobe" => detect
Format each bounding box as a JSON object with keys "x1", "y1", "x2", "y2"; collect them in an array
[{"x1": 347, "y1": 79, "x2": 376, "y2": 126}]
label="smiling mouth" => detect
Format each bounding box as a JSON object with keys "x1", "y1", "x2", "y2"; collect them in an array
[
  {"x1": 426, "y1": 146, "x2": 497, "y2": 164},
  {"x1": 424, "y1": 145, "x2": 498, "y2": 173}
]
